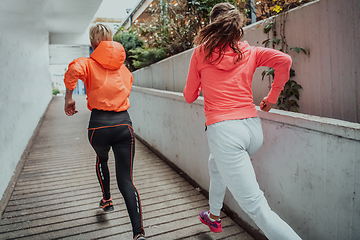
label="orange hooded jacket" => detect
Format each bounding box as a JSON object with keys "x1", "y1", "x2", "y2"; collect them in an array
[{"x1": 64, "y1": 41, "x2": 132, "y2": 112}]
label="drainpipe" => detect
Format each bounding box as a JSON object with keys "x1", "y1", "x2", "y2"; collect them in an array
[
  {"x1": 250, "y1": 0, "x2": 256, "y2": 23},
  {"x1": 126, "y1": 8, "x2": 133, "y2": 27},
  {"x1": 161, "y1": 0, "x2": 166, "y2": 29}
]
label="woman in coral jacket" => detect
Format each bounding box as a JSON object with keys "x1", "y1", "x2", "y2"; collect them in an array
[
  {"x1": 183, "y1": 3, "x2": 301, "y2": 240},
  {"x1": 64, "y1": 24, "x2": 145, "y2": 240}
]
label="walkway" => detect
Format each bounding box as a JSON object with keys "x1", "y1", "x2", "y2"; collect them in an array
[{"x1": 0, "y1": 96, "x2": 253, "y2": 240}]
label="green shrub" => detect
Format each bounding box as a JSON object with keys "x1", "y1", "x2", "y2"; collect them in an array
[
  {"x1": 136, "y1": 0, "x2": 247, "y2": 58},
  {"x1": 130, "y1": 47, "x2": 166, "y2": 69},
  {"x1": 113, "y1": 29, "x2": 144, "y2": 71},
  {"x1": 52, "y1": 88, "x2": 60, "y2": 95},
  {"x1": 116, "y1": 0, "x2": 248, "y2": 70}
]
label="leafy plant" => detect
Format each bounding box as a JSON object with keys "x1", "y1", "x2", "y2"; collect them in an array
[
  {"x1": 261, "y1": 16, "x2": 308, "y2": 112},
  {"x1": 52, "y1": 88, "x2": 60, "y2": 96},
  {"x1": 117, "y1": 0, "x2": 248, "y2": 70},
  {"x1": 278, "y1": 79, "x2": 303, "y2": 112},
  {"x1": 116, "y1": 0, "x2": 313, "y2": 71},
  {"x1": 290, "y1": 46, "x2": 307, "y2": 54},
  {"x1": 254, "y1": 0, "x2": 314, "y2": 21},
  {"x1": 130, "y1": 47, "x2": 166, "y2": 69},
  {"x1": 113, "y1": 28, "x2": 144, "y2": 71},
  {"x1": 263, "y1": 67, "x2": 303, "y2": 112}
]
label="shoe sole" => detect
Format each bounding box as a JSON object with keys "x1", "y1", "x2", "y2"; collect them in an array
[{"x1": 199, "y1": 215, "x2": 223, "y2": 233}]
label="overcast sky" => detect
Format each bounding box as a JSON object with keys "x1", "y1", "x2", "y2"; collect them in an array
[{"x1": 94, "y1": 0, "x2": 139, "y2": 19}]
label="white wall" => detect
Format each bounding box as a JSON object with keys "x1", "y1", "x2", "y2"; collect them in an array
[
  {"x1": 128, "y1": 86, "x2": 360, "y2": 240},
  {"x1": 50, "y1": 32, "x2": 91, "y2": 45},
  {"x1": 131, "y1": 0, "x2": 360, "y2": 123},
  {"x1": 0, "y1": 26, "x2": 52, "y2": 199},
  {"x1": 50, "y1": 22, "x2": 120, "y2": 45},
  {"x1": 49, "y1": 44, "x2": 90, "y2": 65}
]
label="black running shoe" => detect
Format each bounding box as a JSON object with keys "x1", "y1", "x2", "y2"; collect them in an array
[
  {"x1": 134, "y1": 234, "x2": 146, "y2": 240},
  {"x1": 99, "y1": 198, "x2": 114, "y2": 212}
]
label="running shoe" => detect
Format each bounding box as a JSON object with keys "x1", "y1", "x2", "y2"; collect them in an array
[
  {"x1": 133, "y1": 234, "x2": 146, "y2": 240},
  {"x1": 99, "y1": 198, "x2": 114, "y2": 212},
  {"x1": 199, "y1": 211, "x2": 223, "y2": 233}
]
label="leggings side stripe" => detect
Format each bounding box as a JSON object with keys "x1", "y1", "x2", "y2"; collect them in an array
[
  {"x1": 127, "y1": 125, "x2": 145, "y2": 234},
  {"x1": 90, "y1": 129, "x2": 105, "y2": 198},
  {"x1": 96, "y1": 155, "x2": 106, "y2": 198}
]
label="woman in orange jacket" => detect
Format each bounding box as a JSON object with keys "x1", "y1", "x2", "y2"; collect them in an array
[{"x1": 64, "y1": 24, "x2": 145, "y2": 240}]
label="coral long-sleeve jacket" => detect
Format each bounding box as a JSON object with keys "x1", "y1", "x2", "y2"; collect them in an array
[
  {"x1": 183, "y1": 41, "x2": 292, "y2": 126},
  {"x1": 64, "y1": 41, "x2": 133, "y2": 112}
]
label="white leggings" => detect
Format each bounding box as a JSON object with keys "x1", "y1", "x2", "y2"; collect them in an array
[{"x1": 206, "y1": 118, "x2": 301, "y2": 240}]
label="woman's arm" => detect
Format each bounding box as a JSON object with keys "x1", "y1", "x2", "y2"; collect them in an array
[
  {"x1": 183, "y1": 49, "x2": 202, "y2": 103},
  {"x1": 64, "y1": 58, "x2": 87, "y2": 91},
  {"x1": 63, "y1": 58, "x2": 87, "y2": 116},
  {"x1": 256, "y1": 47, "x2": 292, "y2": 104}
]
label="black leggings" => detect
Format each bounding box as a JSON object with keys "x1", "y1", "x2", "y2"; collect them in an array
[{"x1": 88, "y1": 109, "x2": 144, "y2": 237}]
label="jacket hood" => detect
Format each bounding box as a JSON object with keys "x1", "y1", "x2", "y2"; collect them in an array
[
  {"x1": 210, "y1": 41, "x2": 251, "y2": 71},
  {"x1": 90, "y1": 41, "x2": 125, "y2": 70}
]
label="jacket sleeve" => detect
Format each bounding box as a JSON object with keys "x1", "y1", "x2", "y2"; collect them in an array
[
  {"x1": 255, "y1": 47, "x2": 292, "y2": 104},
  {"x1": 183, "y1": 48, "x2": 202, "y2": 103},
  {"x1": 64, "y1": 58, "x2": 88, "y2": 90}
]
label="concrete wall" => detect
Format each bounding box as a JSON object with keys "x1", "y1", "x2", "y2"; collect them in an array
[
  {"x1": 131, "y1": 0, "x2": 360, "y2": 123},
  {"x1": 132, "y1": 48, "x2": 192, "y2": 92},
  {"x1": 0, "y1": 26, "x2": 52, "y2": 200},
  {"x1": 248, "y1": 0, "x2": 360, "y2": 124},
  {"x1": 128, "y1": 86, "x2": 360, "y2": 240}
]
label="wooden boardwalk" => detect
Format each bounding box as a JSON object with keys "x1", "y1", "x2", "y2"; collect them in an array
[{"x1": 0, "y1": 96, "x2": 253, "y2": 240}]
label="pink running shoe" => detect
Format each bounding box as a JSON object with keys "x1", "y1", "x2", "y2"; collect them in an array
[{"x1": 199, "y1": 211, "x2": 223, "y2": 233}]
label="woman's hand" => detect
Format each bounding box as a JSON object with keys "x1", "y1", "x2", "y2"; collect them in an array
[
  {"x1": 64, "y1": 88, "x2": 78, "y2": 116},
  {"x1": 64, "y1": 98, "x2": 78, "y2": 116},
  {"x1": 260, "y1": 97, "x2": 274, "y2": 112}
]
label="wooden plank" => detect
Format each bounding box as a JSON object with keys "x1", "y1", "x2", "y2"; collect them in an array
[
  {"x1": 146, "y1": 219, "x2": 246, "y2": 240},
  {"x1": 57, "y1": 206, "x2": 209, "y2": 240},
  {"x1": 6, "y1": 182, "x2": 195, "y2": 210},
  {"x1": 1, "y1": 199, "x2": 209, "y2": 239},
  {"x1": 14, "y1": 168, "x2": 177, "y2": 189},
  {"x1": 4, "y1": 185, "x2": 198, "y2": 216},
  {"x1": 0, "y1": 198, "x2": 207, "y2": 233},
  {"x1": 20, "y1": 160, "x2": 165, "y2": 174},
  {"x1": 1, "y1": 189, "x2": 202, "y2": 221},
  {"x1": 10, "y1": 176, "x2": 186, "y2": 202},
  {"x1": 11, "y1": 174, "x2": 184, "y2": 200},
  {"x1": 20, "y1": 158, "x2": 166, "y2": 174}
]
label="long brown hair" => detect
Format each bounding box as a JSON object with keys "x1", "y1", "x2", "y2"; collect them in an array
[{"x1": 194, "y1": 3, "x2": 244, "y2": 64}]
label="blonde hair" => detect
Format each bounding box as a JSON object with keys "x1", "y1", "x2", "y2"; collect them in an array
[{"x1": 89, "y1": 23, "x2": 113, "y2": 50}]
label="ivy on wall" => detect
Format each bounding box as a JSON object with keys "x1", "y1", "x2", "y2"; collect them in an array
[{"x1": 261, "y1": 3, "x2": 311, "y2": 112}]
